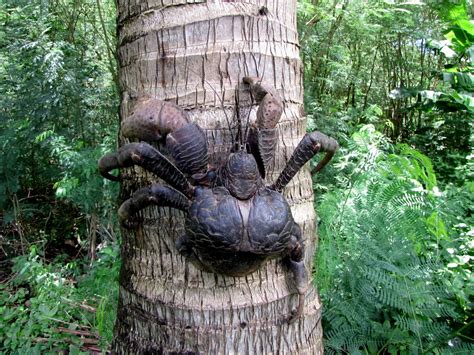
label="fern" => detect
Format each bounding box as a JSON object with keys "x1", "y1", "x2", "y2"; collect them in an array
[{"x1": 315, "y1": 126, "x2": 473, "y2": 353}]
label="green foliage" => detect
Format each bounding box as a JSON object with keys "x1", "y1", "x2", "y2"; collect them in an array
[
  {"x1": 0, "y1": 244, "x2": 120, "y2": 353},
  {"x1": 391, "y1": 0, "x2": 473, "y2": 113},
  {"x1": 298, "y1": 0, "x2": 472, "y2": 184},
  {"x1": 0, "y1": 1, "x2": 121, "y2": 350},
  {"x1": 315, "y1": 125, "x2": 473, "y2": 353},
  {"x1": 0, "y1": 0, "x2": 119, "y2": 255},
  {"x1": 301, "y1": 2, "x2": 473, "y2": 351},
  {"x1": 298, "y1": 0, "x2": 442, "y2": 132}
]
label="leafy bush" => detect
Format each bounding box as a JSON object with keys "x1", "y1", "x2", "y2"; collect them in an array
[
  {"x1": 0, "y1": 244, "x2": 120, "y2": 354},
  {"x1": 315, "y1": 125, "x2": 473, "y2": 354}
]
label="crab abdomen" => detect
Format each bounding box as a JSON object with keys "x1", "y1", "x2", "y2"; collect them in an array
[
  {"x1": 247, "y1": 188, "x2": 293, "y2": 255},
  {"x1": 187, "y1": 187, "x2": 244, "y2": 250},
  {"x1": 185, "y1": 187, "x2": 294, "y2": 276}
]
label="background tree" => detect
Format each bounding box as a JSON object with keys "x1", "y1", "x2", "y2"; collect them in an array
[{"x1": 113, "y1": 0, "x2": 324, "y2": 353}]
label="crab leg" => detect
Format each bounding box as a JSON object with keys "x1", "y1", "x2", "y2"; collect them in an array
[
  {"x1": 118, "y1": 184, "x2": 190, "y2": 227},
  {"x1": 271, "y1": 131, "x2": 338, "y2": 193},
  {"x1": 243, "y1": 76, "x2": 283, "y2": 178},
  {"x1": 286, "y1": 224, "x2": 308, "y2": 323},
  {"x1": 98, "y1": 142, "x2": 194, "y2": 198},
  {"x1": 121, "y1": 97, "x2": 209, "y2": 178},
  {"x1": 165, "y1": 123, "x2": 209, "y2": 179}
]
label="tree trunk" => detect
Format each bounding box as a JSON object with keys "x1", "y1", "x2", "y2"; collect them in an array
[{"x1": 113, "y1": 1, "x2": 323, "y2": 353}]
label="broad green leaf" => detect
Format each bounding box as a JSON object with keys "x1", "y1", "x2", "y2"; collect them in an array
[{"x1": 442, "y1": 72, "x2": 474, "y2": 91}]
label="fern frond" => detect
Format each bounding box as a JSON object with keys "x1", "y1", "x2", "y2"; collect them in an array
[
  {"x1": 316, "y1": 130, "x2": 471, "y2": 353},
  {"x1": 441, "y1": 340, "x2": 474, "y2": 354}
]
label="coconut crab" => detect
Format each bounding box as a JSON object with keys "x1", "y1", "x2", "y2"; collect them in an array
[{"x1": 98, "y1": 77, "x2": 338, "y2": 322}]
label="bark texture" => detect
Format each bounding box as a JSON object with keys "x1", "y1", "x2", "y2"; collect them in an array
[{"x1": 114, "y1": 1, "x2": 323, "y2": 353}]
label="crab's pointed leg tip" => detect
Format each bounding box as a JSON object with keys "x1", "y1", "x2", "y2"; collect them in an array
[
  {"x1": 287, "y1": 309, "x2": 302, "y2": 324},
  {"x1": 287, "y1": 314, "x2": 297, "y2": 324},
  {"x1": 242, "y1": 76, "x2": 252, "y2": 84}
]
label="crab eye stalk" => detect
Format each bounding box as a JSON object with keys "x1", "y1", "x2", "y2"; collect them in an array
[{"x1": 224, "y1": 152, "x2": 260, "y2": 200}]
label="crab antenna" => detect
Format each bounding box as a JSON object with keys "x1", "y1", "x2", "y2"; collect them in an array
[
  {"x1": 234, "y1": 86, "x2": 245, "y2": 150},
  {"x1": 203, "y1": 79, "x2": 235, "y2": 145}
]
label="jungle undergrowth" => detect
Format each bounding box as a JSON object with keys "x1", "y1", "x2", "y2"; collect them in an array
[
  {"x1": 0, "y1": 243, "x2": 120, "y2": 354},
  {"x1": 312, "y1": 124, "x2": 473, "y2": 354}
]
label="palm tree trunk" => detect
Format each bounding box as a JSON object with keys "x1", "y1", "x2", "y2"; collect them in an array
[{"x1": 113, "y1": 1, "x2": 323, "y2": 353}]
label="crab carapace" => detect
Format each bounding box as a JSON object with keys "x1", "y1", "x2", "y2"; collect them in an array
[{"x1": 98, "y1": 77, "x2": 338, "y2": 322}]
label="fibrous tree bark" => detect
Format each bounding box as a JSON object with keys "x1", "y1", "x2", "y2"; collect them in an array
[{"x1": 114, "y1": 1, "x2": 323, "y2": 353}]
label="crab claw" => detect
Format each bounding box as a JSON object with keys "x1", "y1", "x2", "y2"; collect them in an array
[
  {"x1": 120, "y1": 96, "x2": 209, "y2": 179},
  {"x1": 121, "y1": 97, "x2": 189, "y2": 142},
  {"x1": 243, "y1": 76, "x2": 282, "y2": 130}
]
